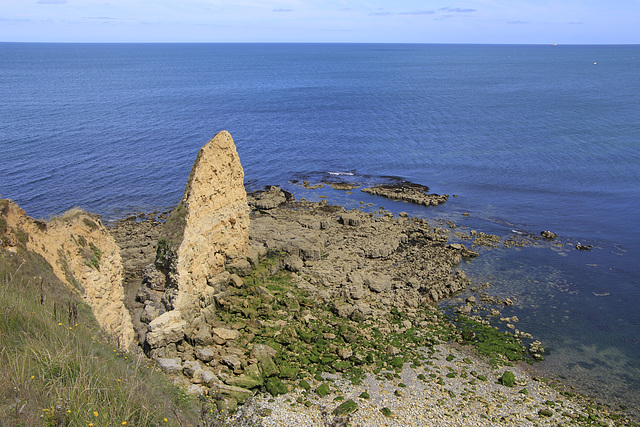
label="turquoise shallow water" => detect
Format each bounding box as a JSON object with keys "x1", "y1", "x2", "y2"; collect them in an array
[{"x1": 1, "y1": 43, "x2": 639, "y2": 413}]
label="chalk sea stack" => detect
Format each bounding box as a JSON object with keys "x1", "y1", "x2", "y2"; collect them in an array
[{"x1": 141, "y1": 130, "x2": 251, "y2": 354}]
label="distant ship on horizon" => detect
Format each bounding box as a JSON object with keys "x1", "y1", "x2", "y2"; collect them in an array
[{"x1": 551, "y1": 43, "x2": 558, "y2": 46}]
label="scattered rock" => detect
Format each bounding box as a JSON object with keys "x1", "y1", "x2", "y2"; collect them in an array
[
  {"x1": 540, "y1": 230, "x2": 557, "y2": 240},
  {"x1": 361, "y1": 182, "x2": 448, "y2": 207}
]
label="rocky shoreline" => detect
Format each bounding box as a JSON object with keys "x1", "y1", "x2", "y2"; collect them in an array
[
  {"x1": 3, "y1": 131, "x2": 635, "y2": 425},
  {"x1": 108, "y1": 184, "x2": 634, "y2": 426}
]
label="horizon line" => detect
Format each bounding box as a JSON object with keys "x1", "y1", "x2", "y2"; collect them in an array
[{"x1": 2, "y1": 41, "x2": 639, "y2": 46}]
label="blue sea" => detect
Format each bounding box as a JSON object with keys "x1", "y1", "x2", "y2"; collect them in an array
[{"x1": 1, "y1": 43, "x2": 639, "y2": 414}]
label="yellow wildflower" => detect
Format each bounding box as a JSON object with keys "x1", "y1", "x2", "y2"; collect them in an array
[
  {"x1": 58, "y1": 322, "x2": 62, "y2": 326},
  {"x1": 93, "y1": 411, "x2": 98, "y2": 417},
  {"x1": 122, "y1": 422, "x2": 127, "y2": 425}
]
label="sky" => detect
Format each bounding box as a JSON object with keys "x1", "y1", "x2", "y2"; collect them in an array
[{"x1": 0, "y1": 0, "x2": 638, "y2": 44}]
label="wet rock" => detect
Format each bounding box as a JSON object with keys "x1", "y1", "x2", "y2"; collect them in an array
[
  {"x1": 576, "y1": 243, "x2": 593, "y2": 251},
  {"x1": 529, "y1": 340, "x2": 545, "y2": 360},
  {"x1": 361, "y1": 182, "x2": 448, "y2": 207},
  {"x1": 447, "y1": 243, "x2": 479, "y2": 258},
  {"x1": 541, "y1": 230, "x2": 557, "y2": 240}
]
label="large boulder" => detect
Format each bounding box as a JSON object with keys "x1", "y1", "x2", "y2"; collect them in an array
[{"x1": 146, "y1": 310, "x2": 187, "y2": 349}]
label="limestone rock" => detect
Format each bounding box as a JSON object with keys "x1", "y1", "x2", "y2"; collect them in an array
[
  {"x1": 196, "y1": 348, "x2": 215, "y2": 363},
  {"x1": 142, "y1": 264, "x2": 166, "y2": 291},
  {"x1": 210, "y1": 382, "x2": 254, "y2": 404},
  {"x1": 365, "y1": 274, "x2": 392, "y2": 293},
  {"x1": 199, "y1": 370, "x2": 219, "y2": 387},
  {"x1": 186, "y1": 384, "x2": 208, "y2": 396},
  {"x1": 182, "y1": 360, "x2": 202, "y2": 378},
  {"x1": 146, "y1": 311, "x2": 186, "y2": 349},
  {"x1": 156, "y1": 358, "x2": 183, "y2": 374},
  {"x1": 250, "y1": 344, "x2": 278, "y2": 361},
  {"x1": 168, "y1": 131, "x2": 250, "y2": 315},
  {"x1": 212, "y1": 327, "x2": 239, "y2": 342},
  {"x1": 0, "y1": 200, "x2": 135, "y2": 349},
  {"x1": 248, "y1": 186, "x2": 288, "y2": 210}
]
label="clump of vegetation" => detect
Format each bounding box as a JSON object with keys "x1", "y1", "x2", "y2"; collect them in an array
[
  {"x1": 49, "y1": 207, "x2": 88, "y2": 222},
  {"x1": 456, "y1": 315, "x2": 527, "y2": 367},
  {"x1": 85, "y1": 243, "x2": 102, "y2": 270},
  {"x1": 159, "y1": 203, "x2": 187, "y2": 250},
  {"x1": 332, "y1": 399, "x2": 357, "y2": 416},
  {"x1": 500, "y1": 370, "x2": 516, "y2": 387}
]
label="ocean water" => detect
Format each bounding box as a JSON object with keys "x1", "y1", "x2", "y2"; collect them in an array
[{"x1": 1, "y1": 43, "x2": 639, "y2": 414}]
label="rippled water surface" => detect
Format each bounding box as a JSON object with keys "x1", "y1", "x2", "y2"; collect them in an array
[{"x1": 1, "y1": 43, "x2": 639, "y2": 414}]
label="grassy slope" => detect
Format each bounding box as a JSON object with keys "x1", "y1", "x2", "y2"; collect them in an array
[{"x1": 0, "y1": 247, "x2": 202, "y2": 427}]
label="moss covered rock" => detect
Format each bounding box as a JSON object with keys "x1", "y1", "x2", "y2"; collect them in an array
[
  {"x1": 315, "y1": 383, "x2": 330, "y2": 397},
  {"x1": 265, "y1": 377, "x2": 288, "y2": 396},
  {"x1": 501, "y1": 370, "x2": 516, "y2": 387},
  {"x1": 333, "y1": 399, "x2": 358, "y2": 416}
]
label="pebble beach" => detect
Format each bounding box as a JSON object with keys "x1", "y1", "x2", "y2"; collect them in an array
[{"x1": 230, "y1": 343, "x2": 632, "y2": 426}]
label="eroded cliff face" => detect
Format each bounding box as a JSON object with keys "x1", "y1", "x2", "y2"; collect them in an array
[
  {"x1": 165, "y1": 130, "x2": 250, "y2": 317},
  {"x1": 0, "y1": 200, "x2": 135, "y2": 349}
]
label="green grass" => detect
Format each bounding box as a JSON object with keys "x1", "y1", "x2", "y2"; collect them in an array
[{"x1": 0, "y1": 248, "x2": 203, "y2": 427}]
